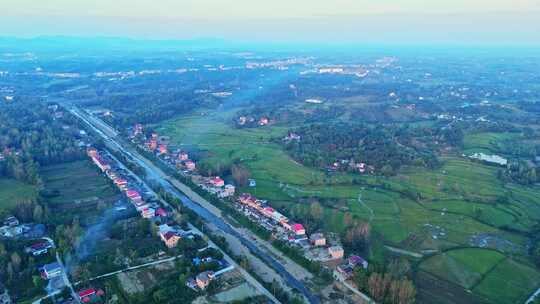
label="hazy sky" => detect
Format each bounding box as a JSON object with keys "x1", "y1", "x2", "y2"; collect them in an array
[{"x1": 1, "y1": 0, "x2": 539, "y2": 44}]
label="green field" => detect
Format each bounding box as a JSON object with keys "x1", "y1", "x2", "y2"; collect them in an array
[
  {"x1": 0, "y1": 178, "x2": 37, "y2": 212},
  {"x1": 462, "y1": 132, "x2": 517, "y2": 154},
  {"x1": 41, "y1": 160, "x2": 118, "y2": 207},
  {"x1": 420, "y1": 248, "x2": 506, "y2": 289},
  {"x1": 157, "y1": 110, "x2": 540, "y2": 303},
  {"x1": 473, "y1": 259, "x2": 540, "y2": 304},
  {"x1": 158, "y1": 112, "x2": 540, "y2": 246}
]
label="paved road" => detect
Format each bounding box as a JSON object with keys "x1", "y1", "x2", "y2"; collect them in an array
[
  {"x1": 102, "y1": 141, "x2": 280, "y2": 303},
  {"x1": 525, "y1": 287, "x2": 540, "y2": 304},
  {"x1": 66, "y1": 104, "x2": 320, "y2": 304}
]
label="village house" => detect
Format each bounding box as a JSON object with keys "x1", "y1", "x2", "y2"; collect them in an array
[
  {"x1": 133, "y1": 124, "x2": 143, "y2": 136},
  {"x1": 335, "y1": 264, "x2": 354, "y2": 280},
  {"x1": 160, "y1": 230, "x2": 181, "y2": 248},
  {"x1": 238, "y1": 116, "x2": 247, "y2": 125},
  {"x1": 185, "y1": 160, "x2": 196, "y2": 171},
  {"x1": 259, "y1": 117, "x2": 269, "y2": 126},
  {"x1": 27, "y1": 241, "x2": 52, "y2": 256},
  {"x1": 126, "y1": 189, "x2": 142, "y2": 201},
  {"x1": 310, "y1": 233, "x2": 326, "y2": 246},
  {"x1": 141, "y1": 207, "x2": 155, "y2": 219},
  {"x1": 155, "y1": 208, "x2": 167, "y2": 217},
  {"x1": 348, "y1": 255, "x2": 369, "y2": 269},
  {"x1": 86, "y1": 147, "x2": 98, "y2": 158},
  {"x1": 196, "y1": 271, "x2": 215, "y2": 290},
  {"x1": 91, "y1": 155, "x2": 111, "y2": 172},
  {"x1": 158, "y1": 144, "x2": 168, "y2": 155},
  {"x1": 114, "y1": 178, "x2": 128, "y2": 190},
  {"x1": 328, "y1": 245, "x2": 344, "y2": 259},
  {"x1": 41, "y1": 262, "x2": 62, "y2": 279},
  {"x1": 78, "y1": 288, "x2": 104, "y2": 303},
  {"x1": 223, "y1": 184, "x2": 235, "y2": 196},
  {"x1": 179, "y1": 151, "x2": 189, "y2": 161},
  {"x1": 3, "y1": 216, "x2": 19, "y2": 227},
  {"x1": 291, "y1": 223, "x2": 306, "y2": 236},
  {"x1": 211, "y1": 177, "x2": 225, "y2": 187}
]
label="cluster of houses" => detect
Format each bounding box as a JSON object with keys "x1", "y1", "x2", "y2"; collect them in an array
[
  {"x1": 198, "y1": 176, "x2": 236, "y2": 198},
  {"x1": 130, "y1": 126, "x2": 196, "y2": 172},
  {"x1": 0, "y1": 216, "x2": 21, "y2": 238},
  {"x1": 187, "y1": 254, "x2": 234, "y2": 291},
  {"x1": 327, "y1": 159, "x2": 373, "y2": 174},
  {"x1": 121, "y1": 124, "x2": 371, "y2": 289},
  {"x1": 0, "y1": 148, "x2": 21, "y2": 162},
  {"x1": 88, "y1": 146, "x2": 236, "y2": 293},
  {"x1": 0, "y1": 216, "x2": 45, "y2": 240},
  {"x1": 236, "y1": 115, "x2": 270, "y2": 127},
  {"x1": 235, "y1": 193, "x2": 359, "y2": 264},
  {"x1": 236, "y1": 193, "x2": 340, "y2": 250},
  {"x1": 87, "y1": 148, "x2": 181, "y2": 245}
]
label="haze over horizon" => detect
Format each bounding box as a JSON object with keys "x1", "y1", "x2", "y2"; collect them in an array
[{"x1": 1, "y1": 0, "x2": 540, "y2": 45}]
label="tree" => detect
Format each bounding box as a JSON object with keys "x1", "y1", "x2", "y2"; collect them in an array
[
  {"x1": 395, "y1": 279, "x2": 416, "y2": 304},
  {"x1": 33, "y1": 275, "x2": 44, "y2": 288},
  {"x1": 310, "y1": 201, "x2": 323, "y2": 222},
  {"x1": 33, "y1": 204, "x2": 44, "y2": 222},
  {"x1": 231, "y1": 164, "x2": 250, "y2": 187},
  {"x1": 10, "y1": 252, "x2": 21, "y2": 272}
]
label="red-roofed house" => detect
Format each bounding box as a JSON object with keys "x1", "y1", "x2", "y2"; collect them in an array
[
  {"x1": 126, "y1": 190, "x2": 141, "y2": 201},
  {"x1": 211, "y1": 177, "x2": 225, "y2": 187},
  {"x1": 291, "y1": 224, "x2": 305, "y2": 235},
  {"x1": 87, "y1": 148, "x2": 98, "y2": 158},
  {"x1": 155, "y1": 208, "x2": 167, "y2": 217},
  {"x1": 92, "y1": 156, "x2": 111, "y2": 172},
  {"x1": 158, "y1": 144, "x2": 168, "y2": 155},
  {"x1": 259, "y1": 117, "x2": 269, "y2": 126},
  {"x1": 114, "y1": 178, "x2": 128, "y2": 190},
  {"x1": 262, "y1": 207, "x2": 274, "y2": 218},
  {"x1": 160, "y1": 231, "x2": 181, "y2": 248},
  {"x1": 78, "y1": 289, "x2": 96, "y2": 299},
  {"x1": 141, "y1": 207, "x2": 155, "y2": 219}
]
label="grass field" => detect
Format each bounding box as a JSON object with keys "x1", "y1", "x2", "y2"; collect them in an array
[
  {"x1": 41, "y1": 160, "x2": 118, "y2": 207},
  {"x1": 158, "y1": 110, "x2": 540, "y2": 303},
  {"x1": 0, "y1": 178, "x2": 37, "y2": 212},
  {"x1": 473, "y1": 258, "x2": 540, "y2": 304},
  {"x1": 462, "y1": 132, "x2": 517, "y2": 154},
  {"x1": 157, "y1": 112, "x2": 540, "y2": 245},
  {"x1": 419, "y1": 248, "x2": 506, "y2": 289}
]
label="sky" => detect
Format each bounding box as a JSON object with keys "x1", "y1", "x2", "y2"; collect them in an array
[{"x1": 1, "y1": 0, "x2": 540, "y2": 45}]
